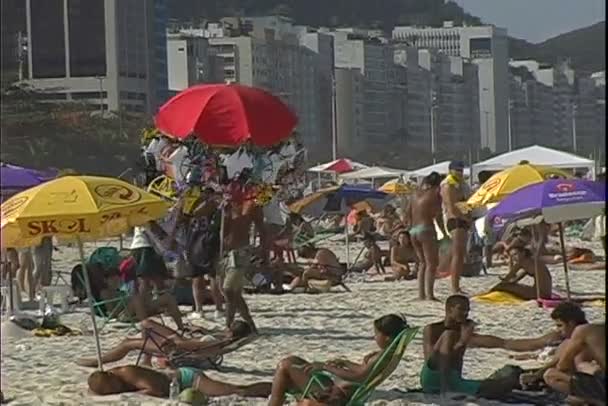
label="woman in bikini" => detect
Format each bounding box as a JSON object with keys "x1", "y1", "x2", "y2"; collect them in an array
[
  {"x1": 407, "y1": 172, "x2": 444, "y2": 301},
  {"x1": 87, "y1": 364, "x2": 271, "y2": 399},
  {"x1": 267, "y1": 314, "x2": 409, "y2": 406}
]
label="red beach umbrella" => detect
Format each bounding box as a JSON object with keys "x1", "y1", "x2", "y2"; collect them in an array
[{"x1": 155, "y1": 84, "x2": 298, "y2": 147}]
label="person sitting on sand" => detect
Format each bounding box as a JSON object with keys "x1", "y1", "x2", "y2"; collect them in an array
[
  {"x1": 487, "y1": 246, "x2": 552, "y2": 300},
  {"x1": 77, "y1": 319, "x2": 253, "y2": 367},
  {"x1": 388, "y1": 230, "x2": 417, "y2": 281},
  {"x1": 87, "y1": 365, "x2": 271, "y2": 399},
  {"x1": 71, "y1": 263, "x2": 185, "y2": 331},
  {"x1": 267, "y1": 314, "x2": 409, "y2": 406},
  {"x1": 374, "y1": 205, "x2": 400, "y2": 238},
  {"x1": 543, "y1": 323, "x2": 605, "y2": 406},
  {"x1": 352, "y1": 210, "x2": 374, "y2": 239},
  {"x1": 350, "y1": 233, "x2": 385, "y2": 274},
  {"x1": 493, "y1": 227, "x2": 533, "y2": 264},
  {"x1": 421, "y1": 295, "x2": 573, "y2": 398},
  {"x1": 288, "y1": 245, "x2": 344, "y2": 292},
  {"x1": 518, "y1": 302, "x2": 593, "y2": 388}
]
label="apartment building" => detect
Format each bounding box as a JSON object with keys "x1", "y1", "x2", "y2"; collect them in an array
[
  {"x1": 331, "y1": 30, "x2": 407, "y2": 157},
  {"x1": 166, "y1": 33, "x2": 221, "y2": 95},
  {"x1": 394, "y1": 46, "x2": 479, "y2": 158},
  {"x1": 392, "y1": 22, "x2": 509, "y2": 153},
  {"x1": 21, "y1": 0, "x2": 168, "y2": 115},
  {"x1": 509, "y1": 60, "x2": 575, "y2": 151}
]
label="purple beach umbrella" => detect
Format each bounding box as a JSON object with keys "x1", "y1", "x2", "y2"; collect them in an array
[
  {"x1": 0, "y1": 162, "x2": 57, "y2": 202},
  {"x1": 487, "y1": 179, "x2": 605, "y2": 300},
  {"x1": 487, "y1": 179, "x2": 606, "y2": 233}
]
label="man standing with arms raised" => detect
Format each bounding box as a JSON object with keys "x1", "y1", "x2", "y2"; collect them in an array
[{"x1": 440, "y1": 161, "x2": 471, "y2": 294}]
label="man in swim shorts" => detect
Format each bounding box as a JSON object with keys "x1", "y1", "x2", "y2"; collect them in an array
[
  {"x1": 440, "y1": 161, "x2": 471, "y2": 294},
  {"x1": 87, "y1": 365, "x2": 271, "y2": 398},
  {"x1": 544, "y1": 323, "x2": 605, "y2": 405},
  {"x1": 421, "y1": 295, "x2": 569, "y2": 398}
]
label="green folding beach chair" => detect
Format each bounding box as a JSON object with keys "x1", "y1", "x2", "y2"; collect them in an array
[
  {"x1": 297, "y1": 326, "x2": 420, "y2": 406},
  {"x1": 292, "y1": 231, "x2": 336, "y2": 249}
]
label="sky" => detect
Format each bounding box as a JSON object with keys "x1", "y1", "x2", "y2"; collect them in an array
[{"x1": 453, "y1": 0, "x2": 605, "y2": 43}]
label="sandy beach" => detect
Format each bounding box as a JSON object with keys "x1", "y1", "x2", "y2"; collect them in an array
[{"x1": 1, "y1": 235, "x2": 605, "y2": 406}]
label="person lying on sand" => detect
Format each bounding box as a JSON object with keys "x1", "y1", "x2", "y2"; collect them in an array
[
  {"x1": 518, "y1": 302, "x2": 593, "y2": 388},
  {"x1": 388, "y1": 230, "x2": 418, "y2": 281},
  {"x1": 71, "y1": 263, "x2": 185, "y2": 330},
  {"x1": 87, "y1": 365, "x2": 271, "y2": 399},
  {"x1": 543, "y1": 323, "x2": 605, "y2": 406},
  {"x1": 267, "y1": 314, "x2": 409, "y2": 406},
  {"x1": 350, "y1": 233, "x2": 385, "y2": 274},
  {"x1": 287, "y1": 245, "x2": 344, "y2": 292},
  {"x1": 420, "y1": 295, "x2": 574, "y2": 399},
  {"x1": 487, "y1": 246, "x2": 552, "y2": 300},
  {"x1": 76, "y1": 319, "x2": 252, "y2": 368}
]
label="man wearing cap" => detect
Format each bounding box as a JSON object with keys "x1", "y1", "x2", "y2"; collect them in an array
[{"x1": 440, "y1": 161, "x2": 472, "y2": 294}]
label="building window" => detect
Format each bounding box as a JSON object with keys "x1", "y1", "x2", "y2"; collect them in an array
[
  {"x1": 68, "y1": 0, "x2": 106, "y2": 77},
  {"x1": 71, "y1": 91, "x2": 107, "y2": 99},
  {"x1": 31, "y1": 0, "x2": 66, "y2": 78}
]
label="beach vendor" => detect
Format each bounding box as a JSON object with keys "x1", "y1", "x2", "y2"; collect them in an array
[
  {"x1": 440, "y1": 161, "x2": 472, "y2": 295},
  {"x1": 77, "y1": 319, "x2": 252, "y2": 367},
  {"x1": 407, "y1": 172, "x2": 444, "y2": 300},
  {"x1": 420, "y1": 295, "x2": 571, "y2": 398},
  {"x1": 220, "y1": 174, "x2": 267, "y2": 334},
  {"x1": 267, "y1": 314, "x2": 409, "y2": 406},
  {"x1": 87, "y1": 365, "x2": 271, "y2": 399}
]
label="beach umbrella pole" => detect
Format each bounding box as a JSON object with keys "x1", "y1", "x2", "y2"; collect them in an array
[
  {"x1": 345, "y1": 224, "x2": 350, "y2": 267},
  {"x1": 557, "y1": 223, "x2": 572, "y2": 300},
  {"x1": 532, "y1": 226, "x2": 541, "y2": 302},
  {"x1": 77, "y1": 237, "x2": 104, "y2": 371}
]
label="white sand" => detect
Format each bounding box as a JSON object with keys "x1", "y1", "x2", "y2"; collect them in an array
[{"x1": 1, "y1": 236, "x2": 605, "y2": 405}]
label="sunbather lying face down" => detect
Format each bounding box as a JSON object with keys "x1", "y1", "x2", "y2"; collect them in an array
[
  {"x1": 267, "y1": 314, "x2": 409, "y2": 406},
  {"x1": 87, "y1": 365, "x2": 271, "y2": 399},
  {"x1": 76, "y1": 318, "x2": 252, "y2": 368}
]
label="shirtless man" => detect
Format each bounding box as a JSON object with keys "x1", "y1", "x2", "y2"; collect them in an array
[
  {"x1": 408, "y1": 172, "x2": 444, "y2": 300},
  {"x1": 488, "y1": 246, "x2": 552, "y2": 300},
  {"x1": 421, "y1": 295, "x2": 565, "y2": 398},
  {"x1": 544, "y1": 323, "x2": 605, "y2": 405},
  {"x1": 518, "y1": 302, "x2": 592, "y2": 387},
  {"x1": 87, "y1": 365, "x2": 271, "y2": 399},
  {"x1": 375, "y1": 205, "x2": 400, "y2": 238},
  {"x1": 440, "y1": 161, "x2": 471, "y2": 295},
  {"x1": 289, "y1": 245, "x2": 343, "y2": 291},
  {"x1": 221, "y1": 177, "x2": 268, "y2": 333},
  {"x1": 389, "y1": 231, "x2": 417, "y2": 280}
]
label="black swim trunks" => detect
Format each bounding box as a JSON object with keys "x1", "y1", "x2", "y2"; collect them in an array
[
  {"x1": 446, "y1": 218, "x2": 470, "y2": 233},
  {"x1": 571, "y1": 371, "x2": 606, "y2": 402}
]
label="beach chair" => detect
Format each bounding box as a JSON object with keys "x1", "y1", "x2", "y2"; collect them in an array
[
  {"x1": 297, "y1": 326, "x2": 419, "y2": 405},
  {"x1": 135, "y1": 328, "x2": 258, "y2": 371}
]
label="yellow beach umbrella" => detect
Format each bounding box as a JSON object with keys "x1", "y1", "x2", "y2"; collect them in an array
[
  {"x1": 467, "y1": 163, "x2": 571, "y2": 208},
  {"x1": 1, "y1": 175, "x2": 170, "y2": 371},
  {"x1": 379, "y1": 178, "x2": 415, "y2": 195}
]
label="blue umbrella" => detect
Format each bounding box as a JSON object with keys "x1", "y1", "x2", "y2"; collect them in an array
[{"x1": 290, "y1": 184, "x2": 390, "y2": 217}]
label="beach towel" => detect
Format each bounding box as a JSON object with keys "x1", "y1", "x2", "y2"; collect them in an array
[{"x1": 472, "y1": 291, "x2": 526, "y2": 304}]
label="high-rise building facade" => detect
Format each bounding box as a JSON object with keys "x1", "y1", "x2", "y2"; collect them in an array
[
  {"x1": 392, "y1": 23, "x2": 509, "y2": 153},
  {"x1": 331, "y1": 31, "x2": 407, "y2": 157},
  {"x1": 22, "y1": 0, "x2": 168, "y2": 115}
]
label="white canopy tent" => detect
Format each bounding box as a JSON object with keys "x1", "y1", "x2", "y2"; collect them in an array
[
  {"x1": 411, "y1": 161, "x2": 471, "y2": 178},
  {"x1": 339, "y1": 166, "x2": 409, "y2": 181},
  {"x1": 471, "y1": 145, "x2": 595, "y2": 179}
]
